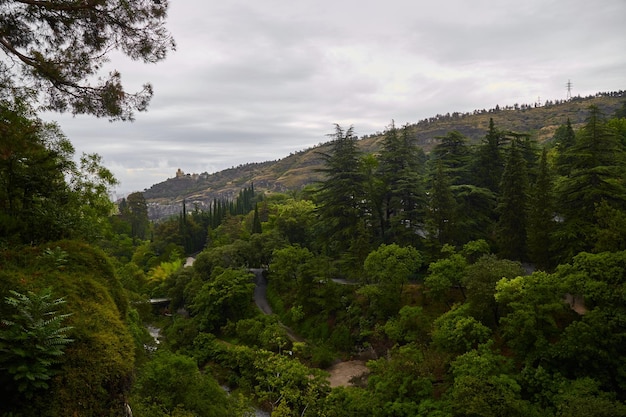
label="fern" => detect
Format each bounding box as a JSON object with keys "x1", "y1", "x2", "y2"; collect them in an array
[{"x1": 0, "y1": 288, "x2": 73, "y2": 398}]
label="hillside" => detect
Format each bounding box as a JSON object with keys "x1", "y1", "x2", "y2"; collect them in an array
[{"x1": 143, "y1": 92, "x2": 625, "y2": 219}]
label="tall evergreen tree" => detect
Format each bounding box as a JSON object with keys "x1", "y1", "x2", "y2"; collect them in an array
[
  {"x1": 515, "y1": 133, "x2": 538, "y2": 183},
  {"x1": 472, "y1": 118, "x2": 507, "y2": 194},
  {"x1": 555, "y1": 105, "x2": 626, "y2": 259},
  {"x1": 451, "y1": 185, "x2": 497, "y2": 244},
  {"x1": 553, "y1": 119, "x2": 577, "y2": 176},
  {"x1": 426, "y1": 160, "x2": 457, "y2": 246},
  {"x1": 252, "y1": 203, "x2": 262, "y2": 234},
  {"x1": 432, "y1": 130, "x2": 471, "y2": 185},
  {"x1": 315, "y1": 124, "x2": 366, "y2": 255},
  {"x1": 495, "y1": 139, "x2": 529, "y2": 261},
  {"x1": 125, "y1": 192, "x2": 150, "y2": 240},
  {"x1": 359, "y1": 153, "x2": 385, "y2": 245},
  {"x1": 377, "y1": 122, "x2": 426, "y2": 246},
  {"x1": 429, "y1": 130, "x2": 476, "y2": 245},
  {"x1": 527, "y1": 147, "x2": 555, "y2": 269}
]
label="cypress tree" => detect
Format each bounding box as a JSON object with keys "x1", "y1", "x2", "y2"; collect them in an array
[{"x1": 252, "y1": 203, "x2": 262, "y2": 234}]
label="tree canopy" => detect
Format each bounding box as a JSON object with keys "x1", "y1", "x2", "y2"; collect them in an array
[{"x1": 0, "y1": 0, "x2": 175, "y2": 120}]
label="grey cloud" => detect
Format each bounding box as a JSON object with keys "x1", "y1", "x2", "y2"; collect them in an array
[{"x1": 39, "y1": 0, "x2": 626, "y2": 194}]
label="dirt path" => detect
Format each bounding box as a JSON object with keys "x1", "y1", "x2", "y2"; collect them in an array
[
  {"x1": 250, "y1": 268, "x2": 304, "y2": 342},
  {"x1": 326, "y1": 360, "x2": 369, "y2": 388},
  {"x1": 251, "y1": 268, "x2": 368, "y2": 383},
  {"x1": 251, "y1": 268, "x2": 272, "y2": 315}
]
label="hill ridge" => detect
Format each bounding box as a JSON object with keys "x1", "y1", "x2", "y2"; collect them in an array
[{"x1": 143, "y1": 91, "x2": 625, "y2": 220}]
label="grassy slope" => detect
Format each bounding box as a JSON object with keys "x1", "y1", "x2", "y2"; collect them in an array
[{"x1": 0, "y1": 241, "x2": 134, "y2": 416}]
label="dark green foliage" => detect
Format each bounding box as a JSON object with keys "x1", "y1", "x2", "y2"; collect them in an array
[
  {"x1": 555, "y1": 106, "x2": 626, "y2": 260},
  {"x1": 0, "y1": 101, "x2": 118, "y2": 244},
  {"x1": 4, "y1": 95, "x2": 626, "y2": 416},
  {"x1": 448, "y1": 343, "x2": 532, "y2": 417},
  {"x1": 432, "y1": 304, "x2": 491, "y2": 354},
  {"x1": 526, "y1": 148, "x2": 556, "y2": 269},
  {"x1": 189, "y1": 268, "x2": 255, "y2": 332},
  {"x1": 367, "y1": 343, "x2": 437, "y2": 413},
  {"x1": 432, "y1": 130, "x2": 472, "y2": 185},
  {"x1": 553, "y1": 378, "x2": 626, "y2": 417},
  {"x1": 424, "y1": 247, "x2": 467, "y2": 303},
  {"x1": 553, "y1": 119, "x2": 577, "y2": 176},
  {"x1": 464, "y1": 255, "x2": 524, "y2": 327},
  {"x1": 382, "y1": 305, "x2": 431, "y2": 345},
  {"x1": 0, "y1": 242, "x2": 135, "y2": 416},
  {"x1": 269, "y1": 244, "x2": 318, "y2": 309},
  {"x1": 363, "y1": 243, "x2": 423, "y2": 318},
  {"x1": 125, "y1": 103, "x2": 626, "y2": 417},
  {"x1": 377, "y1": 122, "x2": 427, "y2": 246},
  {"x1": 427, "y1": 160, "x2": 457, "y2": 246},
  {"x1": 148, "y1": 184, "x2": 260, "y2": 255},
  {"x1": 450, "y1": 184, "x2": 497, "y2": 244},
  {"x1": 471, "y1": 118, "x2": 507, "y2": 194},
  {"x1": 323, "y1": 386, "x2": 385, "y2": 416},
  {"x1": 550, "y1": 251, "x2": 626, "y2": 393},
  {"x1": 252, "y1": 203, "x2": 262, "y2": 234},
  {"x1": 594, "y1": 200, "x2": 626, "y2": 252},
  {"x1": 315, "y1": 124, "x2": 367, "y2": 257},
  {"x1": 118, "y1": 192, "x2": 150, "y2": 240},
  {"x1": 615, "y1": 100, "x2": 626, "y2": 119},
  {"x1": 495, "y1": 139, "x2": 530, "y2": 261},
  {"x1": 131, "y1": 350, "x2": 240, "y2": 417},
  {"x1": 0, "y1": 288, "x2": 73, "y2": 398},
  {"x1": 224, "y1": 314, "x2": 290, "y2": 352},
  {"x1": 495, "y1": 272, "x2": 570, "y2": 362}
]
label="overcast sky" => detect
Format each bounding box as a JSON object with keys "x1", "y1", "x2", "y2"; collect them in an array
[{"x1": 43, "y1": 0, "x2": 626, "y2": 196}]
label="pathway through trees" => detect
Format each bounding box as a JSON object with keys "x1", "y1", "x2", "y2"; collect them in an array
[{"x1": 250, "y1": 268, "x2": 368, "y2": 386}]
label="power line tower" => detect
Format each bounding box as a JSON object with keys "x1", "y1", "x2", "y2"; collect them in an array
[{"x1": 566, "y1": 79, "x2": 573, "y2": 100}]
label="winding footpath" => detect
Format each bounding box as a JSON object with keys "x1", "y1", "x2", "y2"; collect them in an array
[
  {"x1": 250, "y1": 268, "x2": 304, "y2": 342},
  {"x1": 250, "y1": 268, "x2": 273, "y2": 315}
]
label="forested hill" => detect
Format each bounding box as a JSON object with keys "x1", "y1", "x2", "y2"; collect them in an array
[{"x1": 143, "y1": 91, "x2": 625, "y2": 219}]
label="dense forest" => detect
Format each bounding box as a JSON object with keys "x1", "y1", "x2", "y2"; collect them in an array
[{"x1": 2, "y1": 89, "x2": 626, "y2": 416}]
